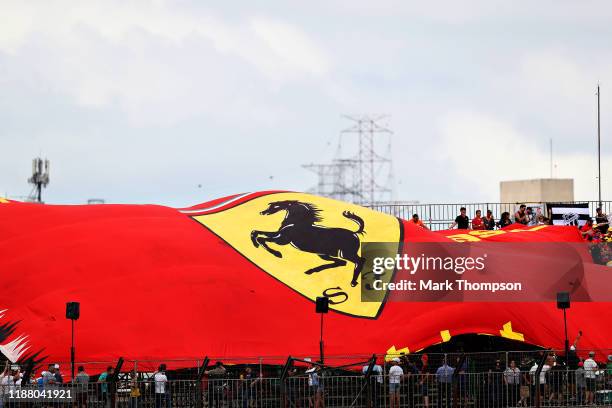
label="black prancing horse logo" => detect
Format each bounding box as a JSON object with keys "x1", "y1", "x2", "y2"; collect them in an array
[{"x1": 250, "y1": 200, "x2": 366, "y2": 287}]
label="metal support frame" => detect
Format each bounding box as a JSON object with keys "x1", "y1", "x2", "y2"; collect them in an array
[{"x1": 534, "y1": 350, "x2": 550, "y2": 408}]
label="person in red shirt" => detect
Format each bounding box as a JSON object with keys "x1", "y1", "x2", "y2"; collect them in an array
[
  {"x1": 472, "y1": 210, "x2": 485, "y2": 230},
  {"x1": 580, "y1": 219, "x2": 595, "y2": 241},
  {"x1": 411, "y1": 214, "x2": 429, "y2": 230}
]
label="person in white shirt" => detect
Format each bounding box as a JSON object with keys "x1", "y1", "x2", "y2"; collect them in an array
[
  {"x1": 154, "y1": 364, "x2": 169, "y2": 408},
  {"x1": 362, "y1": 362, "x2": 383, "y2": 408},
  {"x1": 388, "y1": 358, "x2": 404, "y2": 408},
  {"x1": 529, "y1": 361, "x2": 550, "y2": 401},
  {"x1": 305, "y1": 362, "x2": 323, "y2": 408},
  {"x1": 583, "y1": 351, "x2": 598, "y2": 404},
  {"x1": 0, "y1": 361, "x2": 11, "y2": 405},
  {"x1": 504, "y1": 360, "x2": 521, "y2": 407}
]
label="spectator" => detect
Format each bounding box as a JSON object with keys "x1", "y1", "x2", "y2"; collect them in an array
[
  {"x1": 529, "y1": 359, "x2": 550, "y2": 403},
  {"x1": 13, "y1": 367, "x2": 22, "y2": 388},
  {"x1": 567, "y1": 331, "x2": 582, "y2": 369},
  {"x1": 526, "y1": 207, "x2": 537, "y2": 226},
  {"x1": 75, "y1": 366, "x2": 89, "y2": 408},
  {"x1": 498, "y1": 212, "x2": 512, "y2": 229},
  {"x1": 518, "y1": 357, "x2": 532, "y2": 407},
  {"x1": 455, "y1": 357, "x2": 469, "y2": 408},
  {"x1": 43, "y1": 364, "x2": 57, "y2": 389},
  {"x1": 548, "y1": 356, "x2": 563, "y2": 405},
  {"x1": 483, "y1": 210, "x2": 496, "y2": 230},
  {"x1": 204, "y1": 361, "x2": 227, "y2": 408},
  {"x1": 595, "y1": 207, "x2": 609, "y2": 234},
  {"x1": 504, "y1": 361, "x2": 521, "y2": 407},
  {"x1": 305, "y1": 362, "x2": 323, "y2": 408},
  {"x1": 410, "y1": 214, "x2": 429, "y2": 230},
  {"x1": 0, "y1": 361, "x2": 11, "y2": 407},
  {"x1": 240, "y1": 366, "x2": 262, "y2": 408},
  {"x1": 407, "y1": 358, "x2": 422, "y2": 407},
  {"x1": 0, "y1": 364, "x2": 21, "y2": 407},
  {"x1": 418, "y1": 355, "x2": 431, "y2": 408},
  {"x1": 285, "y1": 366, "x2": 300, "y2": 408},
  {"x1": 515, "y1": 205, "x2": 528, "y2": 224},
  {"x1": 575, "y1": 361, "x2": 586, "y2": 405},
  {"x1": 580, "y1": 219, "x2": 596, "y2": 240},
  {"x1": 436, "y1": 359, "x2": 454, "y2": 408},
  {"x1": 54, "y1": 364, "x2": 63, "y2": 385},
  {"x1": 388, "y1": 358, "x2": 404, "y2": 408},
  {"x1": 489, "y1": 359, "x2": 504, "y2": 408},
  {"x1": 362, "y1": 361, "x2": 383, "y2": 408},
  {"x1": 97, "y1": 366, "x2": 114, "y2": 408},
  {"x1": 129, "y1": 369, "x2": 141, "y2": 408},
  {"x1": 584, "y1": 351, "x2": 598, "y2": 404},
  {"x1": 566, "y1": 332, "x2": 582, "y2": 402},
  {"x1": 607, "y1": 355, "x2": 612, "y2": 388},
  {"x1": 449, "y1": 207, "x2": 470, "y2": 229},
  {"x1": 472, "y1": 210, "x2": 485, "y2": 230},
  {"x1": 154, "y1": 364, "x2": 169, "y2": 408}
]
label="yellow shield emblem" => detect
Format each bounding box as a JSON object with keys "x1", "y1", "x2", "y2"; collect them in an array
[{"x1": 190, "y1": 192, "x2": 401, "y2": 318}]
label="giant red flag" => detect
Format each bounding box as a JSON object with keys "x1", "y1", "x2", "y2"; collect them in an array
[{"x1": 0, "y1": 192, "x2": 610, "y2": 367}]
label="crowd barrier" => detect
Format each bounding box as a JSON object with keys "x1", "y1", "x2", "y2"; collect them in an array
[{"x1": 2, "y1": 370, "x2": 612, "y2": 407}]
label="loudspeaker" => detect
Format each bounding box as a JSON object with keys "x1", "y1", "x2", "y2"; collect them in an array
[
  {"x1": 557, "y1": 292, "x2": 570, "y2": 309},
  {"x1": 66, "y1": 302, "x2": 80, "y2": 320},
  {"x1": 315, "y1": 297, "x2": 329, "y2": 314}
]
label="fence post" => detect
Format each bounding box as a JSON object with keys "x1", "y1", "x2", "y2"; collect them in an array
[
  {"x1": 534, "y1": 350, "x2": 550, "y2": 408},
  {"x1": 280, "y1": 356, "x2": 293, "y2": 407}
]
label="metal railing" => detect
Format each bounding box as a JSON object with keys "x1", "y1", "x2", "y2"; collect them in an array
[
  {"x1": 6, "y1": 349, "x2": 612, "y2": 380},
  {"x1": 366, "y1": 201, "x2": 612, "y2": 231},
  {"x1": 2, "y1": 369, "x2": 612, "y2": 407}
]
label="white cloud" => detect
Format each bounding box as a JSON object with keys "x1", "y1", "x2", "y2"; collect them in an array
[
  {"x1": 439, "y1": 111, "x2": 611, "y2": 201},
  {"x1": 250, "y1": 17, "x2": 331, "y2": 77},
  {"x1": 0, "y1": 1, "x2": 331, "y2": 125}
]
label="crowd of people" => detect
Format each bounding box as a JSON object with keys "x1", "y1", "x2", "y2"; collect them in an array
[
  {"x1": 410, "y1": 204, "x2": 560, "y2": 231},
  {"x1": 409, "y1": 206, "x2": 612, "y2": 265},
  {"x1": 364, "y1": 350, "x2": 612, "y2": 408},
  {"x1": 409, "y1": 205, "x2": 612, "y2": 233}
]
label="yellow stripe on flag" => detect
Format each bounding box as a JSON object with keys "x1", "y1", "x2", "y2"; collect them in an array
[
  {"x1": 499, "y1": 321, "x2": 524, "y2": 341},
  {"x1": 385, "y1": 345, "x2": 410, "y2": 361},
  {"x1": 440, "y1": 330, "x2": 452, "y2": 342}
]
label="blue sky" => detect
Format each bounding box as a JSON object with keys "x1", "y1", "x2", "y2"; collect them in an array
[{"x1": 1, "y1": 0, "x2": 611, "y2": 206}]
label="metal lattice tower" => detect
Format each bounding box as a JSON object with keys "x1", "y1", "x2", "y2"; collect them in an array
[
  {"x1": 302, "y1": 163, "x2": 336, "y2": 197},
  {"x1": 340, "y1": 115, "x2": 393, "y2": 205},
  {"x1": 302, "y1": 160, "x2": 359, "y2": 203},
  {"x1": 303, "y1": 115, "x2": 394, "y2": 205},
  {"x1": 27, "y1": 157, "x2": 50, "y2": 203}
]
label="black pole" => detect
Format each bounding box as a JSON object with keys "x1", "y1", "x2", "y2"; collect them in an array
[
  {"x1": 71, "y1": 319, "x2": 75, "y2": 381},
  {"x1": 597, "y1": 84, "x2": 602, "y2": 208},
  {"x1": 563, "y1": 308, "x2": 569, "y2": 361},
  {"x1": 534, "y1": 350, "x2": 550, "y2": 408},
  {"x1": 319, "y1": 313, "x2": 324, "y2": 365}
]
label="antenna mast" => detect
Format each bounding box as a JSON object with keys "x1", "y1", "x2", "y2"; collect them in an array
[
  {"x1": 28, "y1": 157, "x2": 50, "y2": 203},
  {"x1": 597, "y1": 84, "x2": 602, "y2": 207}
]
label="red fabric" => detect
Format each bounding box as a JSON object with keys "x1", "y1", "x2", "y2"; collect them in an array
[{"x1": 0, "y1": 193, "x2": 610, "y2": 367}]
